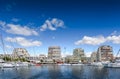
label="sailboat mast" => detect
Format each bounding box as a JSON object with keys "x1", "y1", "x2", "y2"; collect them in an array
[{"x1": 0, "y1": 34, "x2": 6, "y2": 60}]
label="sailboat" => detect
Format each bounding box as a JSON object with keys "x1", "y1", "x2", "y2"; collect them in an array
[
  {"x1": 0, "y1": 34, "x2": 14, "y2": 68},
  {"x1": 105, "y1": 49, "x2": 120, "y2": 68}
]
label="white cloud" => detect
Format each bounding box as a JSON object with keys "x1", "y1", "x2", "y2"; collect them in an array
[
  {"x1": 40, "y1": 18, "x2": 65, "y2": 31},
  {"x1": 5, "y1": 37, "x2": 42, "y2": 47},
  {"x1": 107, "y1": 35, "x2": 120, "y2": 44},
  {"x1": 0, "y1": 21, "x2": 38, "y2": 36},
  {"x1": 75, "y1": 36, "x2": 106, "y2": 45},
  {"x1": 75, "y1": 34, "x2": 120, "y2": 45}
]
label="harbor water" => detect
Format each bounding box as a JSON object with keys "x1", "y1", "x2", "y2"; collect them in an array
[{"x1": 0, "y1": 65, "x2": 120, "y2": 79}]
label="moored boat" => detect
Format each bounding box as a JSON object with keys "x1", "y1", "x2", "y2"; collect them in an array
[{"x1": 106, "y1": 59, "x2": 120, "y2": 68}]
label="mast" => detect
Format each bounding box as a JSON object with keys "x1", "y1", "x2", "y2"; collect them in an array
[
  {"x1": 0, "y1": 34, "x2": 6, "y2": 61},
  {"x1": 116, "y1": 49, "x2": 120, "y2": 59}
]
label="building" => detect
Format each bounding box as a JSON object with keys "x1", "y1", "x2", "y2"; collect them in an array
[
  {"x1": 39, "y1": 54, "x2": 46, "y2": 59},
  {"x1": 48, "y1": 46, "x2": 61, "y2": 60},
  {"x1": 97, "y1": 45, "x2": 114, "y2": 61},
  {"x1": 12, "y1": 48, "x2": 30, "y2": 59},
  {"x1": 65, "y1": 55, "x2": 73, "y2": 63},
  {"x1": 73, "y1": 48, "x2": 85, "y2": 63},
  {"x1": 91, "y1": 51, "x2": 97, "y2": 62},
  {"x1": 39, "y1": 54, "x2": 47, "y2": 63}
]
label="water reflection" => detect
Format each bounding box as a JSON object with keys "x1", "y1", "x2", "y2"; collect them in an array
[{"x1": 0, "y1": 65, "x2": 120, "y2": 79}]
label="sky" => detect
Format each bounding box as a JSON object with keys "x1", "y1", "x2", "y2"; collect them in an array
[{"x1": 0, "y1": 0, "x2": 120, "y2": 57}]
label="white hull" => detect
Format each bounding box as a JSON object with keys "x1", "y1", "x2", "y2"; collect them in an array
[
  {"x1": 91, "y1": 62, "x2": 104, "y2": 67},
  {"x1": 106, "y1": 63, "x2": 120, "y2": 68},
  {"x1": 58, "y1": 63, "x2": 71, "y2": 66},
  {"x1": 1, "y1": 63, "x2": 14, "y2": 68},
  {"x1": 105, "y1": 59, "x2": 120, "y2": 68},
  {"x1": 71, "y1": 64, "x2": 83, "y2": 66},
  {"x1": 15, "y1": 62, "x2": 30, "y2": 67}
]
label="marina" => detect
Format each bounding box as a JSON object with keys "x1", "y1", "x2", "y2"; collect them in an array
[
  {"x1": 0, "y1": 65, "x2": 120, "y2": 79},
  {"x1": 0, "y1": 0, "x2": 120, "y2": 79}
]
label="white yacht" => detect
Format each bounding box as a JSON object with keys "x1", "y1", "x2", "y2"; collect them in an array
[
  {"x1": 2, "y1": 63, "x2": 14, "y2": 68},
  {"x1": 15, "y1": 62, "x2": 30, "y2": 67},
  {"x1": 106, "y1": 59, "x2": 120, "y2": 68},
  {"x1": 0, "y1": 59, "x2": 14, "y2": 68},
  {"x1": 90, "y1": 62, "x2": 104, "y2": 67},
  {"x1": 58, "y1": 63, "x2": 72, "y2": 66}
]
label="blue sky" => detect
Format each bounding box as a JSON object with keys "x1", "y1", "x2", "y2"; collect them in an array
[{"x1": 0, "y1": 0, "x2": 120, "y2": 57}]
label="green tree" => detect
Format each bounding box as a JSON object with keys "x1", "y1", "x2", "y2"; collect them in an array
[{"x1": 3, "y1": 56, "x2": 12, "y2": 61}]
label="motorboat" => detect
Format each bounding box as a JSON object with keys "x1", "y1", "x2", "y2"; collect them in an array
[
  {"x1": 17, "y1": 62, "x2": 30, "y2": 67},
  {"x1": 2, "y1": 63, "x2": 14, "y2": 68},
  {"x1": 106, "y1": 59, "x2": 120, "y2": 68},
  {"x1": 90, "y1": 62, "x2": 104, "y2": 67}
]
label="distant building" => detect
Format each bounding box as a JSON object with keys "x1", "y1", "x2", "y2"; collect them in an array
[
  {"x1": 12, "y1": 48, "x2": 30, "y2": 59},
  {"x1": 65, "y1": 55, "x2": 73, "y2": 63},
  {"x1": 91, "y1": 51, "x2": 97, "y2": 62},
  {"x1": 39, "y1": 54, "x2": 46, "y2": 59},
  {"x1": 97, "y1": 45, "x2": 114, "y2": 61},
  {"x1": 48, "y1": 46, "x2": 61, "y2": 60},
  {"x1": 73, "y1": 48, "x2": 85, "y2": 63}
]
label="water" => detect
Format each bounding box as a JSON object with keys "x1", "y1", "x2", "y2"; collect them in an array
[{"x1": 0, "y1": 65, "x2": 120, "y2": 79}]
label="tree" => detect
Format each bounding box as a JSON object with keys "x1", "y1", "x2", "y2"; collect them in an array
[
  {"x1": 3, "y1": 56, "x2": 11, "y2": 61},
  {"x1": 53, "y1": 59, "x2": 56, "y2": 64},
  {"x1": 40, "y1": 59, "x2": 43, "y2": 64}
]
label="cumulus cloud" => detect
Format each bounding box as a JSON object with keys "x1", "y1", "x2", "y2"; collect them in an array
[
  {"x1": 6, "y1": 24, "x2": 38, "y2": 36},
  {"x1": 40, "y1": 18, "x2": 65, "y2": 31},
  {"x1": 75, "y1": 36, "x2": 106, "y2": 45},
  {"x1": 5, "y1": 37, "x2": 42, "y2": 47},
  {"x1": 75, "y1": 34, "x2": 120, "y2": 45},
  {"x1": 107, "y1": 35, "x2": 120, "y2": 44},
  {"x1": 0, "y1": 21, "x2": 38, "y2": 36}
]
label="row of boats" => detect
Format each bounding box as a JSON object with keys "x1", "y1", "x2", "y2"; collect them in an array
[
  {"x1": 90, "y1": 59, "x2": 120, "y2": 68},
  {"x1": 0, "y1": 62, "x2": 33, "y2": 68},
  {"x1": 0, "y1": 59, "x2": 40, "y2": 68},
  {"x1": 57, "y1": 59, "x2": 120, "y2": 68},
  {"x1": 1, "y1": 59, "x2": 120, "y2": 68}
]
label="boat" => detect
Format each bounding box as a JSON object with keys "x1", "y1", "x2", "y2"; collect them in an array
[
  {"x1": 71, "y1": 63, "x2": 84, "y2": 66},
  {"x1": 106, "y1": 59, "x2": 120, "y2": 68},
  {"x1": 0, "y1": 59, "x2": 14, "y2": 68},
  {"x1": 58, "y1": 63, "x2": 72, "y2": 66},
  {"x1": 105, "y1": 49, "x2": 120, "y2": 68},
  {"x1": 90, "y1": 62, "x2": 104, "y2": 67},
  {"x1": 16, "y1": 62, "x2": 30, "y2": 67},
  {"x1": 2, "y1": 63, "x2": 14, "y2": 68}
]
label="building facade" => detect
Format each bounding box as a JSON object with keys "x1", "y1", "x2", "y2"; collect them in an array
[
  {"x1": 97, "y1": 45, "x2": 114, "y2": 61},
  {"x1": 12, "y1": 48, "x2": 30, "y2": 59},
  {"x1": 48, "y1": 46, "x2": 61, "y2": 60},
  {"x1": 91, "y1": 51, "x2": 97, "y2": 62},
  {"x1": 73, "y1": 48, "x2": 85, "y2": 63}
]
